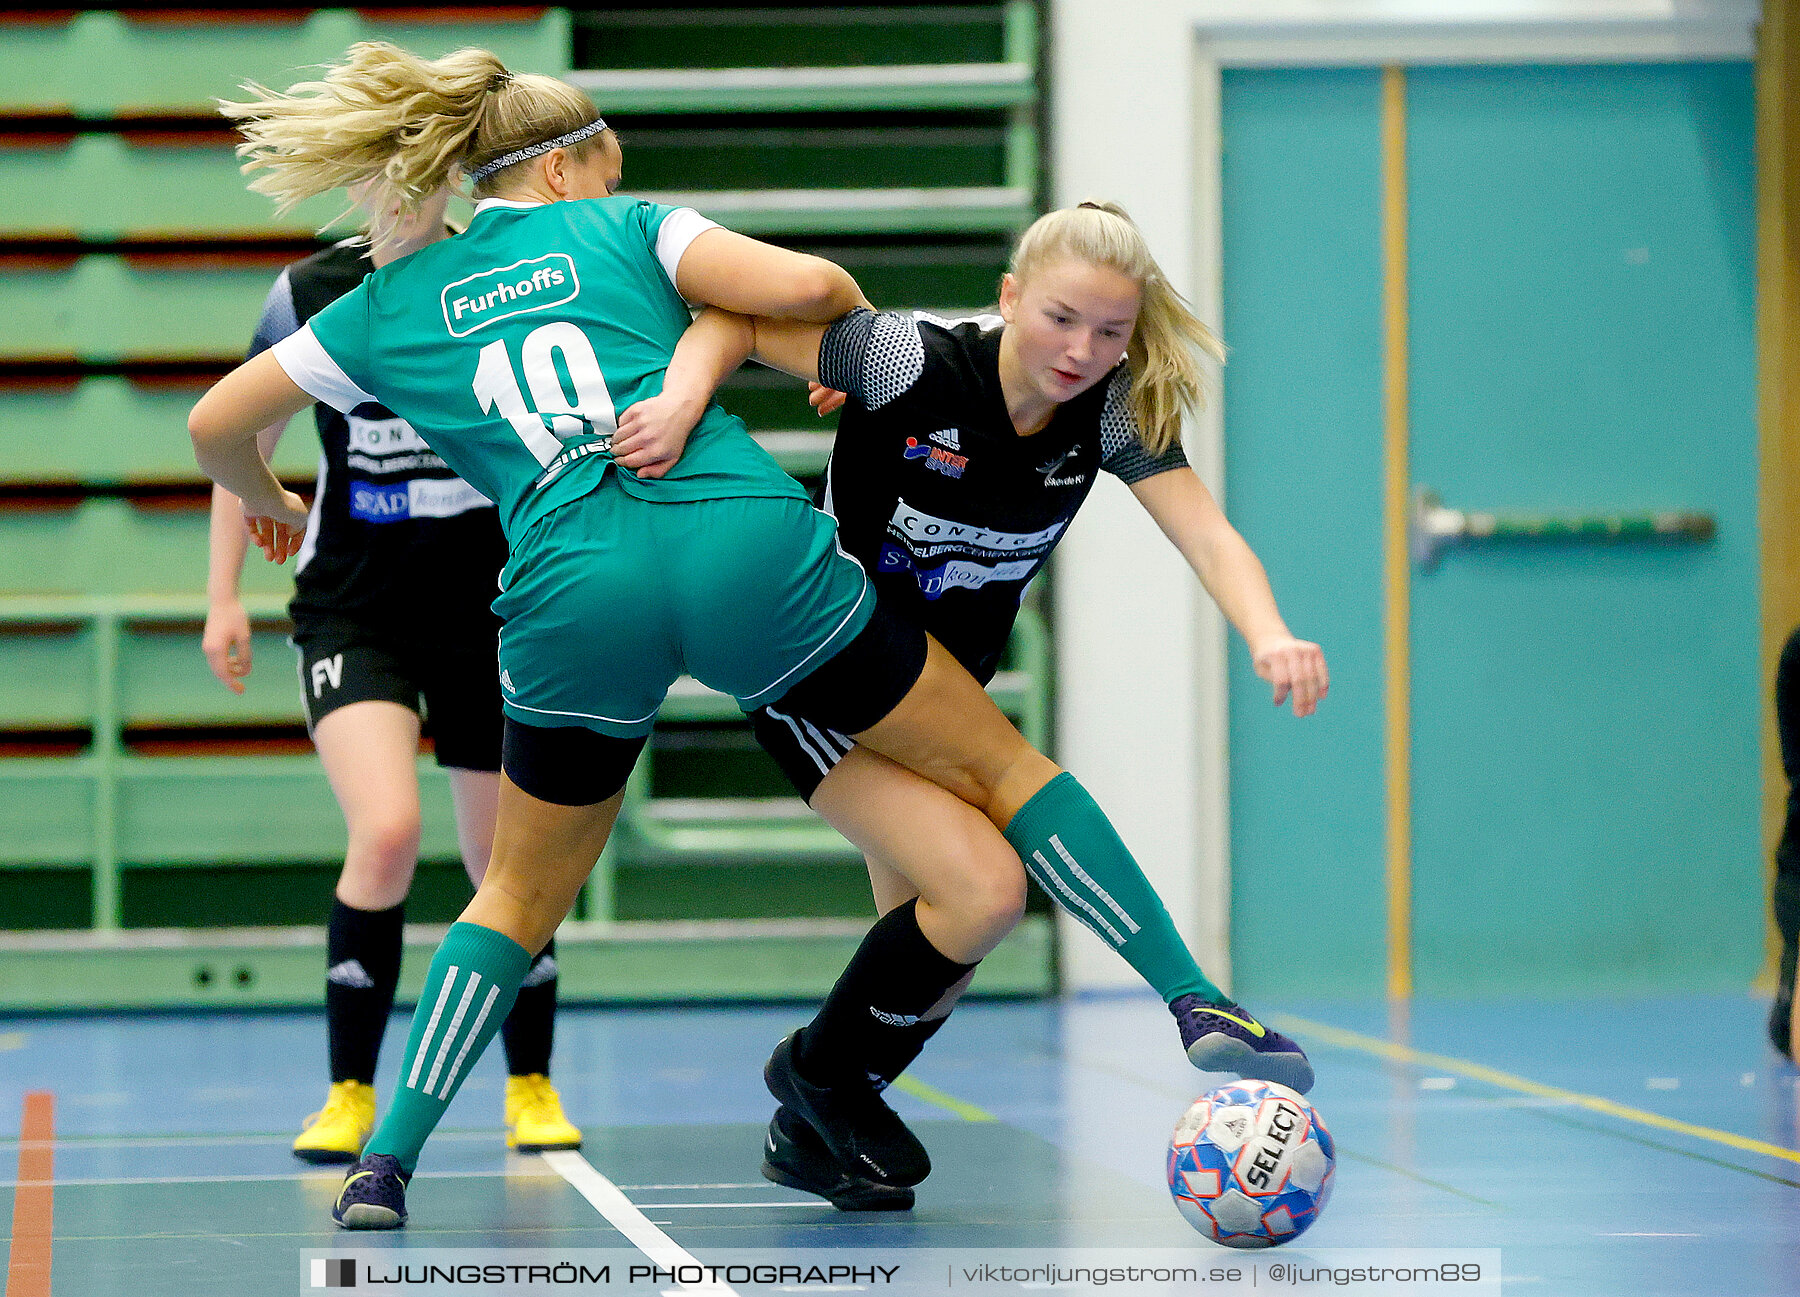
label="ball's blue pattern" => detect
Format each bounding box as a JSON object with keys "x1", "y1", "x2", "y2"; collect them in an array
[{"x1": 1167, "y1": 1079, "x2": 1335, "y2": 1248}]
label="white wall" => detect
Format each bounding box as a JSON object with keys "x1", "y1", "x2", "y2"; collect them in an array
[{"x1": 1045, "y1": 0, "x2": 1757, "y2": 993}]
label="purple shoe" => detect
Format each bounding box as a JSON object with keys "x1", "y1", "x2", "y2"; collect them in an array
[
  {"x1": 1171, "y1": 995, "x2": 1315, "y2": 1094},
  {"x1": 333, "y1": 1152, "x2": 409, "y2": 1229}
]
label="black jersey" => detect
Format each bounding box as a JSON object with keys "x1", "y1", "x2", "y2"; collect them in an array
[
  {"x1": 247, "y1": 238, "x2": 506, "y2": 630},
  {"x1": 817, "y1": 309, "x2": 1188, "y2": 683}
]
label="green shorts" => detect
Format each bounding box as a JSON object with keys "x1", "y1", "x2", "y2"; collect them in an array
[{"x1": 492, "y1": 483, "x2": 873, "y2": 737}]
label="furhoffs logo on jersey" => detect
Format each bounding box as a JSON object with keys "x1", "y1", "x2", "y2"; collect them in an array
[
  {"x1": 903, "y1": 436, "x2": 967, "y2": 479},
  {"x1": 441, "y1": 254, "x2": 579, "y2": 337}
]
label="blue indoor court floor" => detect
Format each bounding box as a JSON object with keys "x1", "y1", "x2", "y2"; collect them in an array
[{"x1": 3, "y1": 992, "x2": 1798, "y2": 1296}]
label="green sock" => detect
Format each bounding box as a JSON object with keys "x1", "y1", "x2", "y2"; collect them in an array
[
  {"x1": 1002, "y1": 772, "x2": 1225, "y2": 1005},
  {"x1": 365, "y1": 922, "x2": 531, "y2": 1174}
]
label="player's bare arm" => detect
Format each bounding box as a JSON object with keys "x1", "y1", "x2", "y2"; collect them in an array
[
  {"x1": 613, "y1": 308, "x2": 756, "y2": 478},
  {"x1": 747, "y1": 317, "x2": 833, "y2": 385},
  {"x1": 1130, "y1": 466, "x2": 1329, "y2": 716},
  {"x1": 189, "y1": 350, "x2": 313, "y2": 562},
  {"x1": 675, "y1": 228, "x2": 868, "y2": 323}
]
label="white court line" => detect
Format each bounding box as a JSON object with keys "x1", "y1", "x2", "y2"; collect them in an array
[
  {"x1": 0, "y1": 1167, "x2": 542, "y2": 1190},
  {"x1": 542, "y1": 1150, "x2": 737, "y2": 1296},
  {"x1": 1, "y1": 1169, "x2": 808, "y2": 1201},
  {"x1": 0, "y1": 1168, "x2": 817, "y2": 1207},
  {"x1": 0, "y1": 1128, "x2": 515, "y2": 1151},
  {"x1": 624, "y1": 1202, "x2": 820, "y2": 1210}
]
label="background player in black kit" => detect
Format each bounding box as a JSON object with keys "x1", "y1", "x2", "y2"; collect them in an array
[
  {"x1": 712, "y1": 201, "x2": 1331, "y2": 1209},
  {"x1": 1768, "y1": 623, "x2": 1800, "y2": 1061},
  {"x1": 201, "y1": 188, "x2": 581, "y2": 1163}
]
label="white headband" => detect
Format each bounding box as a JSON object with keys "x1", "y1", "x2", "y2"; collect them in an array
[{"x1": 466, "y1": 117, "x2": 609, "y2": 185}]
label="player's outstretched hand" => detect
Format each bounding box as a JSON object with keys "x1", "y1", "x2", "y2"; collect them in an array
[
  {"x1": 201, "y1": 599, "x2": 254, "y2": 695},
  {"x1": 615, "y1": 391, "x2": 703, "y2": 480},
  {"x1": 1251, "y1": 636, "x2": 1329, "y2": 717},
  {"x1": 808, "y1": 382, "x2": 847, "y2": 416},
  {"x1": 243, "y1": 490, "x2": 310, "y2": 566}
]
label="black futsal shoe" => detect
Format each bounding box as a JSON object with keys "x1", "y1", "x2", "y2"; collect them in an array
[
  {"x1": 763, "y1": 1032, "x2": 930, "y2": 1186},
  {"x1": 761, "y1": 1105, "x2": 915, "y2": 1211}
]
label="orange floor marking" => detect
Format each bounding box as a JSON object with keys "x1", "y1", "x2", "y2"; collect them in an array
[{"x1": 8, "y1": 1090, "x2": 54, "y2": 1297}]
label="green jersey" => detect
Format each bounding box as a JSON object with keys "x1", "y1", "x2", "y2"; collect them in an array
[{"x1": 273, "y1": 196, "x2": 807, "y2": 539}]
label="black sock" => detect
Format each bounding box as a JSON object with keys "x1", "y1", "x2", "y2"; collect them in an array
[
  {"x1": 325, "y1": 899, "x2": 405, "y2": 1084},
  {"x1": 1768, "y1": 628, "x2": 1800, "y2": 1057},
  {"x1": 864, "y1": 1016, "x2": 950, "y2": 1090},
  {"x1": 501, "y1": 939, "x2": 558, "y2": 1078},
  {"x1": 864, "y1": 964, "x2": 979, "y2": 1087},
  {"x1": 1771, "y1": 871, "x2": 1798, "y2": 1059},
  {"x1": 796, "y1": 899, "x2": 976, "y2": 1089},
  {"x1": 1773, "y1": 865, "x2": 1799, "y2": 998}
]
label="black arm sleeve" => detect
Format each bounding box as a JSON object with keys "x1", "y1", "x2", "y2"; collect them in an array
[
  {"x1": 818, "y1": 309, "x2": 927, "y2": 411},
  {"x1": 245, "y1": 269, "x2": 300, "y2": 362},
  {"x1": 1097, "y1": 366, "x2": 1190, "y2": 484}
]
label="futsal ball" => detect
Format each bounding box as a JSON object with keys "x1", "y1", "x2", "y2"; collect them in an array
[{"x1": 1166, "y1": 1079, "x2": 1334, "y2": 1248}]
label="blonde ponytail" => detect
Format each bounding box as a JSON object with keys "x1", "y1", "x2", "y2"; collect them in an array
[
  {"x1": 220, "y1": 42, "x2": 604, "y2": 248},
  {"x1": 1009, "y1": 201, "x2": 1224, "y2": 455}
]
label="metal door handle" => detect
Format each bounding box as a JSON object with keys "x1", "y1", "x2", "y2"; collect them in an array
[{"x1": 1410, "y1": 489, "x2": 1714, "y2": 569}]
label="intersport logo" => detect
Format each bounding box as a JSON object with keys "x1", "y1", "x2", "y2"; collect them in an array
[{"x1": 441, "y1": 254, "x2": 579, "y2": 337}]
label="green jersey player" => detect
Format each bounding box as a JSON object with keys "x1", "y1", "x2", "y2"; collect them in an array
[{"x1": 282, "y1": 189, "x2": 874, "y2": 733}]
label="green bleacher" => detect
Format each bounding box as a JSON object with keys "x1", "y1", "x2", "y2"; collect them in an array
[{"x1": 0, "y1": 3, "x2": 1052, "y2": 1010}]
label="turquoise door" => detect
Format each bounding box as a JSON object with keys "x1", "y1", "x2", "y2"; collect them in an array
[{"x1": 1222, "y1": 62, "x2": 1759, "y2": 998}]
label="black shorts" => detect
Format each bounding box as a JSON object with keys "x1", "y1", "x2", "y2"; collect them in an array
[
  {"x1": 289, "y1": 612, "x2": 502, "y2": 772},
  {"x1": 749, "y1": 705, "x2": 856, "y2": 803},
  {"x1": 749, "y1": 595, "x2": 929, "y2": 802}
]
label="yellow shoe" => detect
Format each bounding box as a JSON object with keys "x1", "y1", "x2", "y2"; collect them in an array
[
  {"x1": 505, "y1": 1074, "x2": 583, "y2": 1152},
  {"x1": 293, "y1": 1079, "x2": 376, "y2": 1165}
]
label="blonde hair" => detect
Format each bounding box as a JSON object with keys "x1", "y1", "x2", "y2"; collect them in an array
[
  {"x1": 219, "y1": 42, "x2": 604, "y2": 249},
  {"x1": 1009, "y1": 201, "x2": 1224, "y2": 455}
]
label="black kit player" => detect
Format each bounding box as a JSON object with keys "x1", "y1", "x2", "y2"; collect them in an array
[
  {"x1": 702, "y1": 202, "x2": 1332, "y2": 1209},
  {"x1": 1769, "y1": 624, "x2": 1800, "y2": 1060}
]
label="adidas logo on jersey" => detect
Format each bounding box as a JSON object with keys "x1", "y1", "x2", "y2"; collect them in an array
[
  {"x1": 868, "y1": 1006, "x2": 922, "y2": 1027},
  {"x1": 442, "y1": 254, "x2": 579, "y2": 337},
  {"x1": 929, "y1": 427, "x2": 961, "y2": 451}
]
